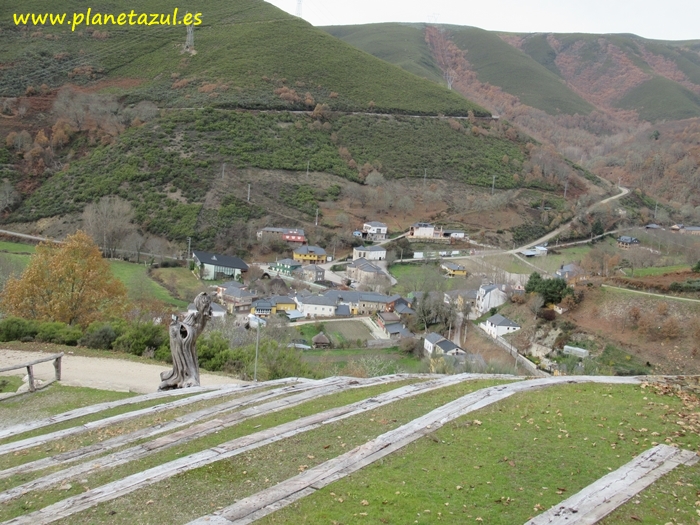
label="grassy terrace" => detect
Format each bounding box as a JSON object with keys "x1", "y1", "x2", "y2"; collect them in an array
[
  {"x1": 259, "y1": 381, "x2": 700, "y2": 525},
  {"x1": 1, "y1": 377, "x2": 697, "y2": 524},
  {"x1": 1, "y1": 378, "x2": 513, "y2": 523}
]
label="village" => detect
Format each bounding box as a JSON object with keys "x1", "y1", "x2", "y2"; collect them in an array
[{"x1": 186, "y1": 217, "x2": 700, "y2": 374}]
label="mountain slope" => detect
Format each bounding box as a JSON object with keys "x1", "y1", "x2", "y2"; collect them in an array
[
  {"x1": 323, "y1": 23, "x2": 444, "y2": 84},
  {"x1": 0, "y1": 0, "x2": 483, "y2": 116},
  {"x1": 323, "y1": 23, "x2": 700, "y2": 121}
]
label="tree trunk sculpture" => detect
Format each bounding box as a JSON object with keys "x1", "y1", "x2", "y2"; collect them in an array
[{"x1": 159, "y1": 292, "x2": 212, "y2": 390}]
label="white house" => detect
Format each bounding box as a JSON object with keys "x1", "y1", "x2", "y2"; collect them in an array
[
  {"x1": 362, "y1": 221, "x2": 388, "y2": 241},
  {"x1": 475, "y1": 284, "x2": 508, "y2": 315},
  {"x1": 482, "y1": 314, "x2": 520, "y2": 338},
  {"x1": 294, "y1": 295, "x2": 337, "y2": 318},
  {"x1": 192, "y1": 251, "x2": 249, "y2": 281},
  {"x1": 352, "y1": 245, "x2": 387, "y2": 261},
  {"x1": 423, "y1": 332, "x2": 444, "y2": 355}
]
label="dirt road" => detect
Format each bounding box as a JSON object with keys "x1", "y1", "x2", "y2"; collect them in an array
[{"x1": 0, "y1": 349, "x2": 245, "y2": 394}]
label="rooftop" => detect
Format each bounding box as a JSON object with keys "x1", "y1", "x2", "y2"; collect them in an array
[
  {"x1": 294, "y1": 245, "x2": 326, "y2": 256},
  {"x1": 486, "y1": 313, "x2": 520, "y2": 328},
  {"x1": 192, "y1": 251, "x2": 249, "y2": 271}
]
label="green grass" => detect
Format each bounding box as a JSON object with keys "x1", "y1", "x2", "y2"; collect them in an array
[
  {"x1": 44, "y1": 379, "x2": 505, "y2": 525},
  {"x1": 389, "y1": 262, "x2": 467, "y2": 295},
  {"x1": 303, "y1": 347, "x2": 424, "y2": 375},
  {"x1": 297, "y1": 323, "x2": 324, "y2": 341},
  {"x1": 623, "y1": 264, "x2": 690, "y2": 277},
  {"x1": 0, "y1": 384, "x2": 135, "y2": 430},
  {"x1": 0, "y1": 375, "x2": 23, "y2": 393},
  {"x1": 259, "y1": 382, "x2": 700, "y2": 525},
  {"x1": 0, "y1": 241, "x2": 35, "y2": 253},
  {"x1": 150, "y1": 267, "x2": 208, "y2": 302},
  {"x1": 108, "y1": 261, "x2": 187, "y2": 308}
]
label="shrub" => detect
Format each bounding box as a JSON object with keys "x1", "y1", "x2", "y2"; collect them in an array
[
  {"x1": 113, "y1": 323, "x2": 168, "y2": 356},
  {"x1": 537, "y1": 308, "x2": 556, "y2": 321},
  {"x1": 0, "y1": 317, "x2": 39, "y2": 342},
  {"x1": 36, "y1": 322, "x2": 83, "y2": 346},
  {"x1": 79, "y1": 323, "x2": 120, "y2": 350}
]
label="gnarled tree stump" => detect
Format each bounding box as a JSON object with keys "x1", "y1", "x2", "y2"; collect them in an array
[{"x1": 159, "y1": 292, "x2": 212, "y2": 390}]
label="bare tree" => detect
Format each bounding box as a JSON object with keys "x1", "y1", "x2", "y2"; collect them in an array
[
  {"x1": 365, "y1": 171, "x2": 385, "y2": 187},
  {"x1": 82, "y1": 196, "x2": 135, "y2": 258},
  {"x1": 528, "y1": 294, "x2": 545, "y2": 318},
  {"x1": 397, "y1": 195, "x2": 414, "y2": 218}
]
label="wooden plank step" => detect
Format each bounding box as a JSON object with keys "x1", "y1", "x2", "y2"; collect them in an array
[
  {"x1": 0, "y1": 383, "x2": 267, "y2": 457},
  {"x1": 0, "y1": 378, "x2": 350, "y2": 504},
  {"x1": 0, "y1": 377, "x2": 306, "y2": 440},
  {"x1": 0, "y1": 373, "x2": 493, "y2": 523},
  {"x1": 187, "y1": 376, "x2": 642, "y2": 525},
  {"x1": 0, "y1": 387, "x2": 212, "y2": 439},
  {"x1": 0, "y1": 375, "x2": 407, "y2": 505},
  {"x1": 0, "y1": 380, "x2": 327, "y2": 480},
  {"x1": 525, "y1": 445, "x2": 698, "y2": 524}
]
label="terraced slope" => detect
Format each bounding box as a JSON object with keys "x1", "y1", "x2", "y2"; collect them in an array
[{"x1": 1, "y1": 374, "x2": 697, "y2": 525}]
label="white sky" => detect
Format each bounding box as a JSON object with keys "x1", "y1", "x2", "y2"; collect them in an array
[{"x1": 266, "y1": 0, "x2": 699, "y2": 41}]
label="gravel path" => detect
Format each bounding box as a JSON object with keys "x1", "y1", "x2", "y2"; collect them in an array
[{"x1": 0, "y1": 349, "x2": 245, "y2": 393}]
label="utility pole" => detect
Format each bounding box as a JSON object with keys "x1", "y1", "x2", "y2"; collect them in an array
[
  {"x1": 491, "y1": 175, "x2": 496, "y2": 195},
  {"x1": 306, "y1": 160, "x2": 310, "y2": 176},
  {"x1": 315, "y1": 208, "x2": 319, "y2": 226},
  {"x1": 247, "y1": 184, "x2": 251, "y2": 202},
  {"x1": 184, "y1": 14, "x2": 194, "y2": 53},
  {"x1": 221, "y1": 163, "x2": 225, "y2": 180},
  {"x1": 564, "y1": 179, "x2": 569, "y2": 199},
  {"x1": 187, "y1": 237, "x2": 191, "y2": 260},
  {"x1": 295, "y1": 0, "x2": 303, "y2": 17}
]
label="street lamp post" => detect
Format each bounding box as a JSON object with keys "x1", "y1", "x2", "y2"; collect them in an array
[{"x1": 253, "y1": 321, "x2": 260, "y2": 382}]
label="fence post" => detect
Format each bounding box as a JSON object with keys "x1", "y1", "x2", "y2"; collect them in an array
[
  {"x1": 53, "y1": 355, "x2": 62, "y2": 381},
  {"x1": 27, "y1": 365, "x2": 36, "y2": 392}
]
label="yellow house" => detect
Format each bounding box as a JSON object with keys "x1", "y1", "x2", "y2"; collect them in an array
[
  {"x1": 293, "y1": 245, "x2": 327, "y2": 264},
  {"x1": 250, "y1": 296, "x2": 296, "y2": 317},
  {"x1": 441, "y1": 262, "x2": 467, "y2": 277}
]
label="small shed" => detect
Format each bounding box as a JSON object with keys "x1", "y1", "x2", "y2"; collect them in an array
[{"x1": 312, "y1": 332, "x2": 331, "y2": 349}]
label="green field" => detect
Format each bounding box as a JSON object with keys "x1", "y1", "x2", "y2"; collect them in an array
[
  {"x1": 107, "y1": 261, "x2": 187, "y2": 308},
  {"x1": 389, "y1": 262, "x2": 469, "y2": 295},
  {"x1": 622, "y1": 264, "x2": 690, "y2": 277},
  {"x1": 0, "y1": 241, "x2": 35, "y2": 253}
]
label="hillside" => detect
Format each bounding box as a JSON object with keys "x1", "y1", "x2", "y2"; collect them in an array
[
  {"x1": 0, "y1": 1, "x2": 612, "y2": 252},
  {"x1": 325, "y1": 23, "x2": 700, "y2": 121},
  {"x1": 324, "y1": 23, "x2": 700, "y2": 211},
  {"x1": 0, "y1": 0, "x2": 482, "y2": 116}
]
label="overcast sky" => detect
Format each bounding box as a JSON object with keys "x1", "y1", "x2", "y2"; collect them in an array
[{"x1": 266, "y1": 0, "x2": 699, "y2": 41}]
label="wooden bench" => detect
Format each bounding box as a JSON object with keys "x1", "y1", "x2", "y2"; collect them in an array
[{"x1": 0, "y1": 353, "x2": 63, "y2": 393}]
